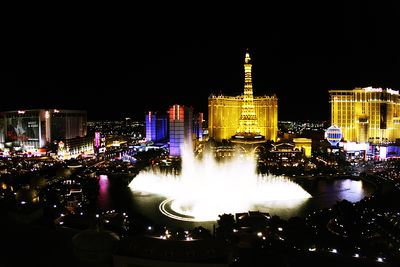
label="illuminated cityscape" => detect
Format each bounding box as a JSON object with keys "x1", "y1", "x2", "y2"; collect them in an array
[{"x1": 1, "y1": 19, "x2": 400, "y2": 267}]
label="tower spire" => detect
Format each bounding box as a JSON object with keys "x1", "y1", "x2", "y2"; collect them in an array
[
  {"x1": 236, "y1": 49, "x2": 261, "y2": 135},
  {"x1": 245, "y1": 48, "x2": 251, "y2": 64}
]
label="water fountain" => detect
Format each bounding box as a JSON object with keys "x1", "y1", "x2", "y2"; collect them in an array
[{"x1": 129, "y1": 145, "x2": 311, "y2": 222}]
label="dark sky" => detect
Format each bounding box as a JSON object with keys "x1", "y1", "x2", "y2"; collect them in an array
[{"x1": 2, "y1": 2, "x2": 399, "y2": 122}]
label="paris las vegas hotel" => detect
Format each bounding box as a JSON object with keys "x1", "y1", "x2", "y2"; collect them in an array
[{"x1": 208, "y1": 50, "x2": 278, "y2": 142}]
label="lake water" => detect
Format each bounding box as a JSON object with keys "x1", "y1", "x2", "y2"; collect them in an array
[{"x1": 96, "y1": 175, "x2": 375, "y2": 230}]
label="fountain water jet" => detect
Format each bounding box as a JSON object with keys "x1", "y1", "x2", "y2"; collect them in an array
[{"x1": 129, "y1": 144, "x2": 311, "y2": 222}]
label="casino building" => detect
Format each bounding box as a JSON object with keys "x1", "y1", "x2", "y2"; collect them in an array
[
  {"x1": 329, "y1": 87, "x2": 400, "y2": 143},
  {"x1": 169, "y1": 105, "x2": 193, "y2": 157},
  {"x1": 208, "y1": 50, "x2": 278, "y2": 142},
  {"x1": 0, "y1": 109, "x2": 87, "y2": 151},
  {"x1": 145, "y1": 111, "x2": 168, "y2": 143}
]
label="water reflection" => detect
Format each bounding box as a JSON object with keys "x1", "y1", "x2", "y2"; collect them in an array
[
  {"x1": 97, "y1": 175, "x2": 110, "y2": 209},
  {"x1": 337, "y1": 179, "x2": 364, "y2": 202}
]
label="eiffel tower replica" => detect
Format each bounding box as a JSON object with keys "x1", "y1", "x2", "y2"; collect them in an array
[{"x1": 231, "y1": 49, "x2": 266, "y2": 144}]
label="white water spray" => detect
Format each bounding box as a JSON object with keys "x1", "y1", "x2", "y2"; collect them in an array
[{"x1": 129, "y1": 144, "x2": 311, "y2": 221}]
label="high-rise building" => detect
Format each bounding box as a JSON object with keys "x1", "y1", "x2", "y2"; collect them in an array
[
  {"x1": 94, "y1": 131, "x2": 106, "y2": 154},
  {"x1": 329, "y1": 87, "x2": 400, "y2": 143},
  {"x1": 208, "y1": 50, "x2": 278, "y2": 142},
  {"x1": 49, "y1": 109, "x2": 87, "y2": 142},
  {"x1": 0, "y1": 109, "x2": 87, "y2": 150},
  {"x1": 145, "y1": 111, "x2": 168, "y2": 143},
  {"x1": 193, "y1": 112, "x2": 204, "y2": 140},
  {"x1": 169, "y1": 105, "x2": 193, "y2": 157}
]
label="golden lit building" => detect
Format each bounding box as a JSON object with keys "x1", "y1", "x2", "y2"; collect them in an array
[
  {"x1": 208, "y1": 50, "x2": 278, "y2": 142},
  {"x1": 329, "y1": 87, "x2": 400, "y2": 143},
  {"x1": 293, "y1": 138, "x2": 312, "y2": 158}
]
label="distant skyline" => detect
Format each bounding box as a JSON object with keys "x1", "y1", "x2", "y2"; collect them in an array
[{"x1": 2, "y1": 3, "x2": 398, "y2": 122}]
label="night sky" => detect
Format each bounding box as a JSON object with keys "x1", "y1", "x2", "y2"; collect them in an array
[{"x1": 2, "y1": 2, "x2": 399, "y2": 122}]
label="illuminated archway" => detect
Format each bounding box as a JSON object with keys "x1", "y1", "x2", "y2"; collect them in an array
[{"x1": 254, "y1": 146, "x2": 265, "y2": 154}]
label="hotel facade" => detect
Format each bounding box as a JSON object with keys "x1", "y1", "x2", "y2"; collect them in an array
[
  {"x1": 168, "y1": 104, "x2": 193, "y2": 157},
  {"x1": 329, "y1": 87, "x2": 400, "y2": 143}
]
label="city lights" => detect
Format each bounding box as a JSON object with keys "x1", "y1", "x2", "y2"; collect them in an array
[{"x1": 1, "y1": 40, "x2": 400, "y2": 267}]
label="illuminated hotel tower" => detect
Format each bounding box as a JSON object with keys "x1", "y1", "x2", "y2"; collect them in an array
[
  {"x1": 169, "y1": 105, "x2": 193, "y2": 157},
  {"x1": 235, "y1": 50, "x2": 261, "y2": 136},
  {"x1": 329, "y1": 87, "x2": 400, "y2": 143},
  {"x1": 145, "y1": 111, "x2": 168, "y2": 143},
  {"x1": 208, "y1": 50, "x2": 278, "y2": 142}
]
